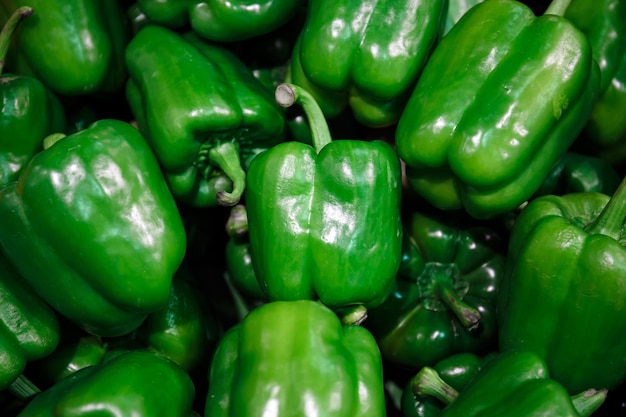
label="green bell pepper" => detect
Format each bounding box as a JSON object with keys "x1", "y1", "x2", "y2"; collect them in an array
[
  {"x1": 289, "y1": 0, "x2": 448, "y2": 127},
  {"x1": 0, "y1": 119, "x2": 187, "y2": 338},
  {"x1": 395, "y1": 0, "x2": 600, "y2": 219},
  {"x1": 0, "y1": 6, "x2": 65, "y2": 187},
  {"x1": 0, "y1": 0, "x2": 128, "y2": 96},
  {"x1": 245, "y1": 83, "x2": 402, "y2": 309},
  {"x1": 204, "y1": 300, "x2": 386, "y2": 417},
  {"x1": 125, "y1": 26, "x2": 287, "y2": 207},
  {"x1": 135, "y1": 0, "x2": 306, "y2": 42},
  {"x1": 364, "y1": 210, "x2": 505, "y2": 369},
  {"x1": 412, "y1": 350, "x2": 607, "y2": 417},
  {"x1": 498, "y1": 175, "x2": 626, "y2": 393},
  {"x1": 16, "y1": 350, "x2": 196, "y2": 417}
]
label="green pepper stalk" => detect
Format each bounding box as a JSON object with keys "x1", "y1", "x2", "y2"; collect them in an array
[{"x1": 0, "y1": 6, "x2": 32, "y2": 73}]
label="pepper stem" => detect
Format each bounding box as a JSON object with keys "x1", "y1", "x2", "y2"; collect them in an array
[
  {"x1": 8, "y1": 374, "x2": 40, "y2": 400},
  {"x1": 434, "y1": 276, "x2": 481, "y2": 328},
  {"x1": 0, "y1": 6, "x2": 33, "y2": 74},
  {"x1": 340, "y1": 304, "x2": 368, "y2": 326},
  {"x1": 226, "y1": 204, "x2": 248, "y2": 238},
  {"x1": 544, "y1": 0, "x2": 571, "y2": 16},
  {"x1": 211, "y1": 141, "x2": 246, "y2": 207},
  {"x1": 411, "y1": 366, "x2": 458, "y2": 405},
  {"x1": 585, "y1": 176, "x2": 626, "y2": 239},
  {"x1": 275, "y1": 83, "x2": 332, "y2": 153},
  {"x1": 571, "y1": 389, "x2": 608, "y2": 417},
  {"x1": 42, "y1": 133, "x2": 66, "y2": 150}
]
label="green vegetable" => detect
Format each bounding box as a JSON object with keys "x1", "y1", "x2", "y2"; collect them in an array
[
  {"x1": 412, "y1": 351, "x2": 607, "y2": 416},
  {"x1": 125, "y1": 26, "x2": 286, "y2": 207},
  {"x1": 0, "y1": 0, "x2": 128, "y2": 96},
  {"x1": 498, "y1": 175, "x2": 626, "y2": 393},
  {"x1": 245, "y1": 83, "x2": 402, "y2": 309},
  {"x1": 395, "y1": 0, "x2": 600, "y2": 219},
  {"x1": 365, "y1": 210, "x2": 505, "y2": 369},
  {"x1": 289, "y1": 0, "x2": 447, "y2": 127},
  {"x1": 204, "y1": 300, "x2": 386, "y2": 417},
  {"x1": 0, "y1": 6, "x2": 65, "y2": 187},
  {"x1": 16, "y1": 351, "x2": 196, "y2": 417},
  {"x1": 0, "y1": 119, "x2": 187, "y2": 338},
  {"x1": 135, "y1": 0, "x2": 306, "y2": 42}
]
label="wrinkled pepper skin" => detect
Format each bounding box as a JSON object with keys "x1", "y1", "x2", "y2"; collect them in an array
[
  {"x1": 204, "y1": 300, "x2": 386, "y2": 417},
  {"x1": 0, "y1": 251, "x2": 60, "y2": 391},
  {"x1": 16, "y1": 351, "x2": 196, "y2": 417},
  {"x1": 0, "y1": 0, "x2": 128, "y2": 96},
  {"x1": 416, "y1": 351, "x2": 607, "y2": 417},
  {"x1": 135, "y1": 0, "x2": 306, "y2": 42},
  {"x1": 246, "y1": 84, "x2": 402, "y2": 309},
  {"x1": 364, "y1": 210, "x2": 505, "y2": 369},
  {"x1": 395, "y1": 0, "x2": 600, "y2": 219},
  {"x1": 0, "y1": 119, "x2": 187, "y2": 338},
  {"x1": 126, "y1": 26, "x2": 286, "y2": 207},
  {"x1": 498, "y1": 178, "x2": 626, "y2": 393},
  {"x1": 290, "y1": 0, "x2": 448, "y2": 127}
]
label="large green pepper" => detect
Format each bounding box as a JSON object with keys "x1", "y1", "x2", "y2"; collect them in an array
[
  {"x1": 412, "y1": 350, "x2": 607, "y2": 416},
  {"x1": 16, "y1": 350, "x2": 196, "y2": 417},
  {"x1": 289, "y1": 0, "x2": 447, "y2": 127},
  {"x1": 364, "y1": 210, "x2": 505, "y2": 369},
  {"x1": 0, "y1": 0, "x2": 128, "y2": 96},
  {"x1": 0, "y1": 6, "x2": 65, "y2": 187},
  {"x1": 245, "y1": 84, "x2": 402, "y2": 310},
  {"x1": 135, "y1": 0, "x2": 305, "y2": 42},
  {"x1": 125, "y1": 26, "x2": 286, "y2": 207},
  {"x1": 395, "y1": 0, "x2": 600, "y2": 219},
  {"x1": 0, "y1": 119, "x2": 187, "y2": 338},
  {"x1": 204, "y1": 300, "x2": 386, "y2": 417},
  {"x1": 498, "y1": 176, "x2": 626, "y2": 393}
]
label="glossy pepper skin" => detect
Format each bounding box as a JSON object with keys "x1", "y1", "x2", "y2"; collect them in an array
[
  {"x1": 204, "y1": 300, "x2": 386, "y2": 417},
  {"x1": 126, "y1": 26, "x2": 286, "y2": 207},
  {"x1": 0, "y1": 0, "x2": 128, "y2": 96},
  {"x1": 0, "y1": 251, "x2": 60, "y2": 391},
  {"x1": 290, "y1": 0, "x2": 447, "y2": 127},
  {"x1": 395, "y1": 0, "x2": 600, "y2": 219},
  {"x1": 0, "y1": 6, "x2": 66, "y2": 187},
  {"x1": 498, "y1": 177, "x2": 626, "y2": 394},
  {"x1": 246, "y1": 84, "x2": 402, "y2": 309},
  {"x1": 0, "y1": 119, "x2": 187, "y2": 338},
  {"x1": 412, "y1": 351, "x2": 607, "y2": 417},
  {"x1": 16, "y1": 351, "x2": 196, "y2": 417},
  {"x1": 364, "y1": 210, "x2": 505, "y2": 369},
  {"x1": 135, "y1": 0, "x2": 305, "y2": 42}
]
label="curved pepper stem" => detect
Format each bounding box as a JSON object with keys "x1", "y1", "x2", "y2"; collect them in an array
[
  {"x1": 571, "y1": 389, "x2": 608, "y2": 417},
  {"x1": 585, "y1": 176, "x2": 626, "y2": 240},
  {"x1": 0, "y1": 6, "x2": 33, "y2": 74},
  {"x1": 275, "y1": 83, "x2": 332, "y2": 154},
  {"x1": 9, "y1": 374, "x2": 41, "y2": 400},
  {"x1": 411, "y1": 366, "x2": 458, "y2": 405},
  {"x1": 544, "y1": 0, "x2": 571, "y2": 16},
  {"x1": 212, "y1": 141, "x2": 246, "y2": 207}
]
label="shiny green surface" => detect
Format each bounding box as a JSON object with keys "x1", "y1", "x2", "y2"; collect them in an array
[
  {"x1": 245, "y1": 84, "x2": 402, "y2": 308},
  {"x1": 0, "y1": 119, "x2": 186, "y2": 337},
  {"x1": 136, "y1": 0, "x2": 306, "y2": 42},
  {"x1": 498, "y1": 177, "x2": 626, "y2": 393},
  {"x1": 204, "y1": 300, "x2": 385, "y2": 417},
  {"x1": 365, "y1": 210, "x2": 504, "y2": 369},
  {"x1": 0, "y1": 0, "x2": 128, "y2": 96},
  {"x1": 125, "y1": 26, "x2": 286, "y2": 207},
  {"x1": 17, "y1": 351, "x2": 195, "y2": 417},
  {"x1": 290, "y1": 0, "x2": 447, "y2": 127},
  {"x1": 395, "y1": 0, "x2": 600, "y2": 219}
]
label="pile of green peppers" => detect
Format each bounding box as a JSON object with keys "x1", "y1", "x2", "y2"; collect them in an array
[{"x1": 1, "y1": 0, "x2": 626, "y2": 415}]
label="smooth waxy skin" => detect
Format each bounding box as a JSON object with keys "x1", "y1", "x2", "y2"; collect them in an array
[
  {"x1": 365, "y1": 210, "x2": 505, "y2": 369},
  {"x1": 395, "y1": 0, "x2": 600, "y2": 219},
  {"x1": 125, "y1": 26, "x2": 286, "y2": 207},
  {"x1": 0, "y1": 120, "x2": 187, "y2": 337},
  {"x1": 17, "y1": 351, "x2": 196, "y2": 417},
  {"x1": 136, "y1": 0, "x2": 305, "y2": 41},
  {"x1": 204, "y1": 300, "x2": 386, "y2": 417},
  {"x1": 0, "y1": 0, "x2": 128, "y2": 96},
  {"x1": 290, "y1": 0, "x2": 447, "y2": 127},
  {"x1": 498, "y1": 181, "x2": 626, "y2": 394}
]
